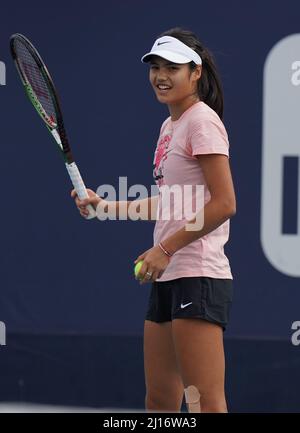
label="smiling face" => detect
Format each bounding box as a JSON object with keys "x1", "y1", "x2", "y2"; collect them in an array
[{"x1": 149, "y1": 56, "x2": 201, "y2": 117}]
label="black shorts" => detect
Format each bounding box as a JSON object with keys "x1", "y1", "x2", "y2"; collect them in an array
[{"x1": 145, "y1": 276, "x2": 233, "y2": 330}]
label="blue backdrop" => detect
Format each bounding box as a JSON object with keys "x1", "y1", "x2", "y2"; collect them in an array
[{"x1": 0, "y1": 0, "x2": 300, "y2": 412}]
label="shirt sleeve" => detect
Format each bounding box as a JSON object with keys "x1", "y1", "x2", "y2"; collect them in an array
[{"x1": 188, "y1": 114, "x2": 230, "y2": 157}]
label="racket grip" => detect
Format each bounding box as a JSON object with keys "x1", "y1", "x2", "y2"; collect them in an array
[{"x1": 65, "y1": 162, "x2": 96, "y2": 219}]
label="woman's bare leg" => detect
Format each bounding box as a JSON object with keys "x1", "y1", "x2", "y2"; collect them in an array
[
  {"x1": 172, "y1": 318, "x2": 227, "y2": 413},
  {"x1": 144, "y1": 320, "x2": 184, "y2": 412}
]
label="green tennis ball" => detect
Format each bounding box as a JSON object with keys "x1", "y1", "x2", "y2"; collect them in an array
[{"x1": 134, "y1": 260, "x2": 143, "y2": 279}]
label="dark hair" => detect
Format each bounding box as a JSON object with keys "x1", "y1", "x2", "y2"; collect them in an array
[{"x1": 159, "y1": 28, "x2": 224, "y2": 120}]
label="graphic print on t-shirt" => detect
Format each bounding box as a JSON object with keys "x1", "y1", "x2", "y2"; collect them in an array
[{"x1": 153, "y1": 130, "x2": 172, "y2": 187}]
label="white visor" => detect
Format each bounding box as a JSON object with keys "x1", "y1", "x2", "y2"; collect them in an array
[{"x1": 141, "y1": 36, "x2": 202, "y2": 65}]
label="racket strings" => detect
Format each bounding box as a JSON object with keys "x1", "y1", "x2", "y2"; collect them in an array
[{"x1": 13, "y1": 39, "x2": 57, "y2": 124}]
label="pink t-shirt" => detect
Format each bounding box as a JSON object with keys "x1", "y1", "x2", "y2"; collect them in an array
[{"x1": 153, "y1": 101, "x2": 233, "y2": 281}]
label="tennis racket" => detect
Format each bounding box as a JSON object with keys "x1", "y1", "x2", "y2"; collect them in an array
[{"x1": 10, "y1": 33, "x2": 96, "y2": 219}]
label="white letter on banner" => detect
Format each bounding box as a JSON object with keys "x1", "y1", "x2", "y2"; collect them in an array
[
  {"x1": 261, "y1": 34, "x2": 300, "y2": 276},
  {"x1": 0, "y1": 61, "x2": 6, "y2": 85}
]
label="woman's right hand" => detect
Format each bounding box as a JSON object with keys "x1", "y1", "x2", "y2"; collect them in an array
[{"x1": 71, "y1": 188, "x2": 102, "y2": 218}]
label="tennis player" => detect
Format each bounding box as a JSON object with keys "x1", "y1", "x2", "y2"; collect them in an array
[{"x1": 72, "y1": 28, "x2": 236, "y2": 413}]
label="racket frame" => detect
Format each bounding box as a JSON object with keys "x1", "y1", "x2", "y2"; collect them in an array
[{"x1": 10, "y1": 33, "x2": 96, "y2": 219}]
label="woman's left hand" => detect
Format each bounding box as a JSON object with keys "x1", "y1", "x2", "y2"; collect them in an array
[{"x1": 134, "y1": 245, "x2": 170, "y2": 284}]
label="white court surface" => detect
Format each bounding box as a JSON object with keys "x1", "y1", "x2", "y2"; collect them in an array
[{"x1": 0, "y1": 403, "x2": 144, "y2": 413}]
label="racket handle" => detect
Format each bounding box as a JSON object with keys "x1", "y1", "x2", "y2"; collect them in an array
[{"x1": 65, "y1": 162, "x2": 96, "y2": 219}]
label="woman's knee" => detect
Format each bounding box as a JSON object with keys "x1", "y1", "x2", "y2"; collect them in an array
[
  {"x1": 201, "y1": 400, "x2": 228, "y2": 413},
  {"x1": 145, "y1": 389, "x2": 183, "y2": 412},
  {"x1": 184, "y1": 384, "x2": 227, "y2": 413}
]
